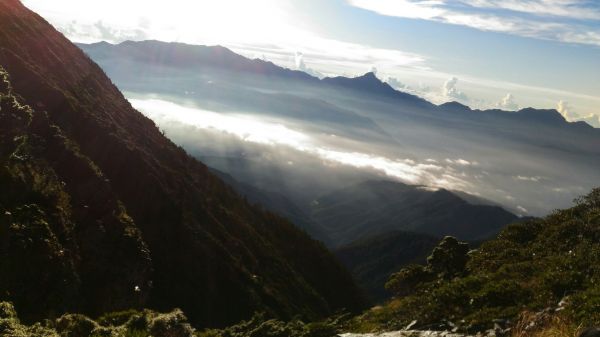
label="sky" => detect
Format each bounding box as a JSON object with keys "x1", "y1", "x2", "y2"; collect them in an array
[{"x1": 22, "y1": 0, "x2": 600, "y2": 126}]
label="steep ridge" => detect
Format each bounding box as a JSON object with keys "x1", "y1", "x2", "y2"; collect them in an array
[
  {"x1": 0, "y1": 0, "x2": 366, "y2": 327},
  {"x1": 0, "y1": 66, "x2": 154, "y2": 323}
]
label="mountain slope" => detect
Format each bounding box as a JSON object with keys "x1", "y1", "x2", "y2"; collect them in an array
[
  {"x1": 0, "y1": 66, "x2": 154, "y2": 324},
  {"x1": 0, "y1": 0, "x2": 366, "y2": 327},
  {"x1": 352, "y1": 188, "x2": 600, "y2": 331},
  {"x1": 209, "y1": 167, "x2": 333, "y2": 245},
  {"x1": 312, "y1": 180, "x2": 518, "y2": 246},
  {"x1": 335, "y1": 231, "x2": 439, "y2": 302}
]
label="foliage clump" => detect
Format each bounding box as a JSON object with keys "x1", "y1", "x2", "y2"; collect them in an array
[
  {"x1": 148, "y1": 309, "x2": 195, "y2": 337},
  {"x1": 0, "y1": 302, "x2": 199, "y2": 337},
  {"x1": 385, "y1": 236, "x2": 469, "y2": 297}
]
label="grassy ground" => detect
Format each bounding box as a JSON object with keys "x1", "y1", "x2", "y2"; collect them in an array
[{"x1": 512, "y1": 313, "x2": 584, "y2": 337}]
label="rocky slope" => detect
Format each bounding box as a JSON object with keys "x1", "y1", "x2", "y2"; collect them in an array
[{"x1": 0, "y1": 0, "x2": 366, "y2": 327}]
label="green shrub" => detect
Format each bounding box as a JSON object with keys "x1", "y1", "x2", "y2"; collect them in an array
[
  {"x1": 148, "y1": 309, "x2": 194, "y2": 337},
  {"x1": 385, "y1": 264, "x2": 434, "y2": 297},
  {"x1": 0, "y1": 302, "x2": 18, "y2": 320},
  {"x1": 427, "y1": 236, "x2": 470, "y2": 280},
  {"x1": 55, "y1": 314, "x2": 97, "y2": 337},
  {"x1": 97, "y1": 309, "x2": 141, "y2": 327}
]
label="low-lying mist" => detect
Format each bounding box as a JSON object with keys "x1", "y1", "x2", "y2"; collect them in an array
[{"x1": 131, "y1": 95, "x2": 591, "y2": 216}]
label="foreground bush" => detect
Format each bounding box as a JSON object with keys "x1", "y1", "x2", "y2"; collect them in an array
[{"x1": 0, "y1": 302, "x2": 195, "y2": 337}]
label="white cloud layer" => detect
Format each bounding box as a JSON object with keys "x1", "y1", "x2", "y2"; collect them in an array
[
  {"x1": 131, "y1": 98, "x2": 475, "y2": 191},
  {"x1": 557, "y1": 100, "x2": 600, "y2": 126},
  {"x1": 442, "y1": 77, "x2": 469, "y2": 102}
]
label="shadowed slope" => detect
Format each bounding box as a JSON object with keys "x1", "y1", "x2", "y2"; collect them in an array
[{"x1": 0, "y1": 0, "x2": 366, "y2": 327}]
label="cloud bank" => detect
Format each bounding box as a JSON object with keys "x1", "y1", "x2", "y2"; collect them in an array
[
  {"x1": 496, "y1": 93, "x2": 519, "y2": 110},
  {"x1": 443, "y1": 77, "x2": 469, "y2": 103},
  {"x1": 348, "y1": 0, "x2": 600, "y2": 47},
  {"x1": 130, "y1": 97, "x2": 477, "y2": 192},
  {"x1": 557, "y1": 100, "x2": 600, "y2": 126}
]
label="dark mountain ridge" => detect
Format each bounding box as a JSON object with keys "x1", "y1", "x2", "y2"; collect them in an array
[
  {"x1": 311, "y1": 180, "x2": 519, "y2": 246},
  {"x1": 0, "y1": 0, "x2": 366, "y2": 327}
]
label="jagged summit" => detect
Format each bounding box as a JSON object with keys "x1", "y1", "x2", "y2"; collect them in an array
[{"x1": 356, "y1": 71, "x2": 379, "y2": 81}]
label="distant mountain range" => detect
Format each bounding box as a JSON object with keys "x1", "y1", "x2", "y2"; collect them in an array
[
  {"x1": 77, "y1": 39, "x2": 600, "y2": 219},
  {"x1": 78, "y1": 40, "x2": 599, "y2": 132},
  {"x1": 0, "y1": 0, "x2": 366, "y2": 327},
  {"x1": 79, "y1": 40, "x2": 316, "y2": 82}
]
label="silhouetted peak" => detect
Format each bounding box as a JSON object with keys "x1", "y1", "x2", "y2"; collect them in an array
[
  {"x1": 348, "y1": 72, "x2": 387, "y2": 87},
  {"x1": 439, "y1": 101, "x2": 471, "y2": 112},
  {"x1": 357, "y1": 71, "x2": 379, "y2": 81},
  {"x1": 323, "y1": 72, "x2": 397, "y2": 96},
  {"x1": 516, "y1": 107, "x2": 566, "y2": 124},
  {"x1": 431, "y1": 188, "x2": 465, "y2": 203}
]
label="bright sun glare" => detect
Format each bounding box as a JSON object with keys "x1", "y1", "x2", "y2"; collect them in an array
[{"x1": 23, "y1": 0, "x2": 294, "y2": 45}]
